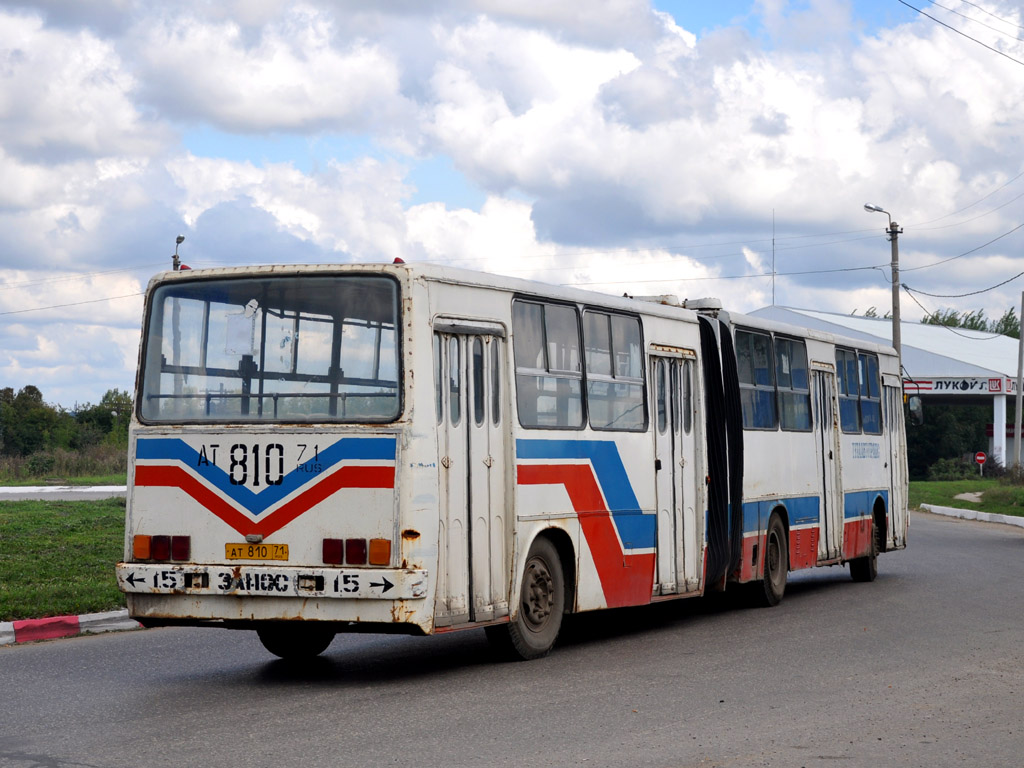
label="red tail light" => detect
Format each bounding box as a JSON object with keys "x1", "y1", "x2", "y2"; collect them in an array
[
  {"x1": 322, "y1": 538, "x2": 344, "y2": 565},
  {"x1": 151, "y1": 535, "x2": 171, "y2": 561},
  {"x1": 171, "y1": 536, "x2": 191, "y2": 561},
  {"x1": 345, "y1": 539, "x2": 367, "y2": 565}
]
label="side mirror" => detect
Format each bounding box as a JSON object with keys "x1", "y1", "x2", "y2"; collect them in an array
[{"x1": 907, "y1": 395, "x2": 923, "y2": 425}]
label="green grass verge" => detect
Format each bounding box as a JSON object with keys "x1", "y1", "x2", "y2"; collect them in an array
[
  {"x1": 0, "y1": 474, "x2": 127, "y2": 487},
  {"x1": 0, "y1": 497, "x2": 126, "y2": 622},
  {"x1": 909, "y1": 478, "x2": 1024, "y2": 518}
]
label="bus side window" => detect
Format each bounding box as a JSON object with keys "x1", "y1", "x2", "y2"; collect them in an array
[
  {"x1": 473, "y1": 337, "x2": 485, "y2": 426},
  {"x1": 859, "y1": 353, "x2": 882, "y2": 434},
  {"x1": 434, "y1": 333, "x2": 443, "y2": 425},
  {"x1": 583, "y1": 311, "x2": 646, "y2": 431},
  {"x1": 836, "y1": 348, "x2": 861, "y2": 433},
  {"x1": 682, "y1": 359, "x2": 693, "y2": 435},
  {"x1": 491, "y1": 338, "x2": 501, "y2": 426},
  {"x1": 512, "y1": 300, "x2": 583, "y2": 428},
  {"x1": 775, "y1": 337, "x2": 811, "y2": 431},
  {"x1": 736, "y1": 329, "x2": 777, "y2": 429},
  {"x1": 449, "y1": 336, "x2": 461, "y2": 426}
]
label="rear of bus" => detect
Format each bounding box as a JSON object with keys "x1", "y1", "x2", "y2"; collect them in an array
[{"x1": 116, "y1": 265, "x2": 428, "y2": 659}]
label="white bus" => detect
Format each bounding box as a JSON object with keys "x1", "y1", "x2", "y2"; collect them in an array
[{"x1": 116, "y1": 262, "x2": 908, "y2": 660}]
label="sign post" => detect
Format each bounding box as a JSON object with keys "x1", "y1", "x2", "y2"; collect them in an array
[{"x1": 975, "y1": 451, "x2": 987, "y2": 477}]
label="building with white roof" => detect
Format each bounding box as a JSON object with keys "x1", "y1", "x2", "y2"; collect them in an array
[{"x1": 748, "y1": 306, "x2": 1021, "y2": 466}]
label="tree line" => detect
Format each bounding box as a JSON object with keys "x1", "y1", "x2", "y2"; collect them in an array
[{"x1": 0, "y1": 386, "x2": 131, "y2": 458}]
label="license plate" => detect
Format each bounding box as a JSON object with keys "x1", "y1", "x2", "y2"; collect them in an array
[{"x1": 225, "y1": 543, "x2": 289, "y2": 561}]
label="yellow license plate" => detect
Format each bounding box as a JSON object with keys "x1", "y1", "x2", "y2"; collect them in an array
[{"x1": 225, "y1": 543, "x2": 289, "y2": 561}]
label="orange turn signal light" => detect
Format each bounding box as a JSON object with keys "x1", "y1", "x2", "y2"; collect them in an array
[
  {"x1": 368, "y1": 538, "x2": 391, "y2": 565},
  {"x1": 133, "y1": 534, "x2": 151, "y2": 560}
]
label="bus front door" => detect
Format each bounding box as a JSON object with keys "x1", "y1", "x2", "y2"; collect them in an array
[
  {"x1": 813, "y1": 369, "x2": 843, "y2": 562},
  {"x1": 434, "y1": 327, "x2": 509, "y2": 627},
  {"x1": 651, "y1": 354, "x2": 701, "y2": 595}
]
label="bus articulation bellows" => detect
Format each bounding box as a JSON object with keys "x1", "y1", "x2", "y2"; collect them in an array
[{"x1": 116, "y1": 262, "x2": 908, "y2": 660}]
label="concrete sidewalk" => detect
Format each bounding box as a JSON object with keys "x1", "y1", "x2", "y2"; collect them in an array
[
  {"x1": 0, "y1": 485, "x2": 126, "y2": 501},
  {"x1": 920, "y1": 503, "x2": 1024, "y2": 528},
  {"x1": 0, "y1": 609, "x2": 140, "y2": 646}
]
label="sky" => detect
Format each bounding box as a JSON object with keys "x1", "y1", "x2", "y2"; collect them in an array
[{"x1": 3, "y1": 0, "x2": 1024, "y2": 408}]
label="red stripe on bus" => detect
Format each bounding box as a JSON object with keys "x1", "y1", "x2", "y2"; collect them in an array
[
  {"x1": 517, "y1": 463, "x2": 654, "y2": 609},
  {"x1": 135, "y1": 464, "x2": 394, "y2": 538}
]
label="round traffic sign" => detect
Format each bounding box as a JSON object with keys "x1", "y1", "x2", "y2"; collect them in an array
[{"x1": 975, "y1": 451, "x2": 987, "y2": 465}]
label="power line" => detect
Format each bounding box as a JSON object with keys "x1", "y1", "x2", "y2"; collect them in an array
[
  {"x1": 901, "y1": 220, "x2": 1024, "y2": 272},
  {"x1": 902, "y1": 287, "x2": 1008, "y2": 340},
  {"x1": 897, "y1": 0, "x2": 1024, "y2": 66},
  {"x1": 903, "y1": 270, "x2": 1024, "y2": 298},
  {"x1": 0, "y1": 293, "x2": 144, "y2": 317},
  {"x1": 921, "y1": 0, "x2": 1024, "y2": 43}
]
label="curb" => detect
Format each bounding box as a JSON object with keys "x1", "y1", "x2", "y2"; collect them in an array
[
  {"x1": 0, "y1": 609, "x2": 140, "y2": 647},
  {"x1": 920, "y1": 503, "x2": 1024, "y2": 528}
]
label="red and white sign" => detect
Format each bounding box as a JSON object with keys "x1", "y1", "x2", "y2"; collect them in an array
[{"x1": 975, "y1": 451, "x2": 987, "y2": 465}]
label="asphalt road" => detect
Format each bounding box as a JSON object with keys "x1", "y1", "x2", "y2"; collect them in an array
[{"x1": 1, "y1": 511, "x2": 1021, "y2": 768}]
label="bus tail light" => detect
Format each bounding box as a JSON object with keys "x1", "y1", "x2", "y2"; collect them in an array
[
  {"x1": 368, "y1": 538, "x2": 391, "y2": 565},
  {"x1": 133, "y1": 535, "x2": 151, "y2": 560},
  {"x1": 132, "y1": 534, "x2": 191, "y2": 562},
  {"x1": 322, "y1": 538, "x2": 344, "y2": 565},
  {"x1": 171, "y1": 536, "x2": 191, "y2": 561},
  {"x1": 151, "y1": 535, "x2": 171, "y2": 561},
  {"x1": 345, "y1": 539, "x2": 367, "y2": 565},
  {"x1": 322, "y1": 537, "x2": 389, "y2": 565}
]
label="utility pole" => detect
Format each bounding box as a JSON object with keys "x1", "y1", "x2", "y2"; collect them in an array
[{"x1": 864, "y1": 204, "x2": 903, "y2": 373}]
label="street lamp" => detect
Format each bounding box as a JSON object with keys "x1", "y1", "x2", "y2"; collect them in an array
[{"x1": 864, "y1": 203, "x2": 902, "y2": 373}]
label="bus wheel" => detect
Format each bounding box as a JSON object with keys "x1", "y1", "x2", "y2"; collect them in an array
[
  {"x1": 850, "y1": 520, "x2": 880, "y2": 583},
  {"x1": 488, "y1": 537, "x2": 565, "y2": 660},
  {"x1": 257, "y1": 623, "x2": 335, "y2": 660},
  {"x1": 755, "y1": 513, "x2": 788, "y2": 607}
]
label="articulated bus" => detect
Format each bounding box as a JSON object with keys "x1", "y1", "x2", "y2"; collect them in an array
[{"x1": 116, "y1": 262, "x2": 908, "y2": 660}]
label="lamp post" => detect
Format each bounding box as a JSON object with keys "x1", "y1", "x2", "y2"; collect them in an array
[{"x1": 864, "y1": 204, "x2": 902, "y2": 373}]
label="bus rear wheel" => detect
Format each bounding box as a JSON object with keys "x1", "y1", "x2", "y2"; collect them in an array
[
  {"x1": 850, "y1": 519, "x2": 880, "y2": 583},
  {"x1": 753, "y1": 513, "x2": 788, "y2": 607},
  {"x1": 257, "y1": 623, "x2": 335, "y2": 660},
  {"x1": 487, "y1": 537, "x2": 565, "y2": 660}
]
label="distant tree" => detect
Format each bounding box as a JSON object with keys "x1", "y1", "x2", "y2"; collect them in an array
[
  {"x1": 75, "y1": 389, "x2": 133, "y2": 448},
  {"x1": 0, "y1": 386, "x2": 69, "y2": 457},
  {"x1": 920, "y1": 306, "x2": 1020, "y2": 338},
  {"x1": 859, "y1": 306, "x2": 892, "y2": 319},
  {"x1": 992, "y1": 308, "x2": 1020, "y2": 340}
]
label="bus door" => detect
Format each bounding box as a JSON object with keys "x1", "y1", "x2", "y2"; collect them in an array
[
  {"x1": 883, "y1": 376, "x2": 908, "y2": 548},
  {"x1": 433, "y1": 322, "x2": 508, "y2": 627},
  {"x1": 651, "y1": 351, "x2": 700, "y2": 594},
  {"x1": 812, "y1": 368, "x2": 843, "y2": 562}
]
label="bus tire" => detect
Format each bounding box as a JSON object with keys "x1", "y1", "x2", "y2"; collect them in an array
[
  {"x1": 754, "y1": 513, "x2": 788, "y2": 607},
  {"x1": 257, "y1": 623, "x2": 335, "y2": 660},
  {"x1": 489, "y1": 537, "x2": 565, "y2": 660},
  {"x1": 850, "y1": 520, "x2": 880, "y2": 583}
]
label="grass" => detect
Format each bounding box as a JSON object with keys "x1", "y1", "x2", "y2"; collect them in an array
[
  {"x1": 0, "y1": 474, "x2": 127, "y2": 487},
  {"x1": 909, "y1": 478, "x2": 1024, "y2": 518},
  {"x1": 0, "y1": 497, "x2": 126, "y2": 622}
]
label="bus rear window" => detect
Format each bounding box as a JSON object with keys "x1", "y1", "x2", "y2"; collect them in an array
[{"x1": 139, "y1": 275, "x2": 400, "y2": 423}]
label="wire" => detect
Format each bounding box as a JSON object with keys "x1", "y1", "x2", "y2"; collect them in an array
[
  {"x1": 901, "y1": 220, "x2": 1024, "y2": 272},
  {"x1": 897, "y1": 0, "x2": 1024, "y2": 67},
  {"x1": 921, "y1": 0, "x2": 1024, "y2": 42},
  {"x1": 901, "y1": 287, "x2": 1008, "y2": 340},
  {"x1": 0, "y1": 293, "x2": 144, "y2": 316},
  {"x1": 566, "y1": 262, "x2": 887, "y2": 287},
  {"x1": 908, "y1": 169, "x2": 1024, "y2": 227},
  {"x1": 0, "y1": 262, "x2": 165, "y2": 291},
  {"x1": 949, "y1": 0, "x2": 1024, "y2": 31},
  {"x1": 903, "y1": 271, "x2": 1024, "y2": 298}
]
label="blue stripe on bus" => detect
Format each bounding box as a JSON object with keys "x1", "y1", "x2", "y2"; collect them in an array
[
  {"x1": 135, "y1": 436, "x2": 397, "y2": 516},
  {"x1": 844, "y1": 489, "x2": 888, "y2": 520},
  {"x1": 742, "y1": 495, "x2": 820, "y2": 533},
  {"x1": 516, "y1": 438, "x2": 656, "y2": 549}
]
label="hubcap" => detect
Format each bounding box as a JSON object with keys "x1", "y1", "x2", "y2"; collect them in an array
[{"x1": 521, "y1": 557, "x2": 554, "y2": 632}]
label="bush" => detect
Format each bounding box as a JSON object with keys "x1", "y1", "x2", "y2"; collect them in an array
[{"x1": 927, "y1": 457, "x2": 976, "y2": 481}]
